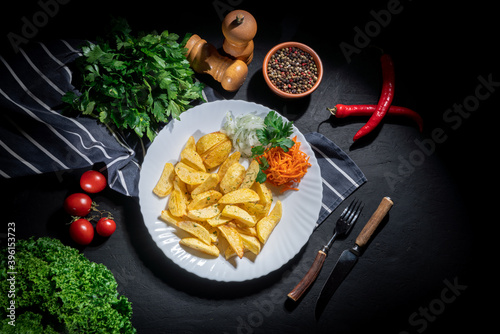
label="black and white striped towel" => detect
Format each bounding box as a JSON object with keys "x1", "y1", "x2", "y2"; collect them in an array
[
  {"x1": 0, "y1": 40, "x2": 366, "y2": 227},
  {"x1": 0, "y1": 40, "x2": 142, "y2": 196},
  {"x1": 304, "y1": 132, "x2": 367, "y2": 227}
]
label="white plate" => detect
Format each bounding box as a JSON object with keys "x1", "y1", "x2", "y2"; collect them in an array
[{"x1": 138, "y1": 100, "x2": 322, "y2": 282}]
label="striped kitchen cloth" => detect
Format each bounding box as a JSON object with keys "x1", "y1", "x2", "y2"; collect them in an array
[
  {"x1": 304, "y1": 132, "x2": 367, "y2": 228},
  {"x1": 0, "y1": 40, "x2": 141, "y2": 196}
]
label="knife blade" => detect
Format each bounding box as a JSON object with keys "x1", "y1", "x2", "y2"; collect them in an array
[{"x1": 315, "y1": 196, "x2": 393, "y2": 319}]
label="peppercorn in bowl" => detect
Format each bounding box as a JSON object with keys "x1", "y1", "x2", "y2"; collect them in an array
[{"x1": 263, "y1": 42, "x2": 323, "y2": 98}]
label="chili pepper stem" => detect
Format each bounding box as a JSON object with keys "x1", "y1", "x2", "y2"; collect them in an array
[{"x1": 327, "y1": 107, "x2": 337, "y2": 116}]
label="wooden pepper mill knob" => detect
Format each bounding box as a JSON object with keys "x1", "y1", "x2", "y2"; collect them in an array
[
  {"x1": 221, "y1": 10, "x2": 257, "y2": 64},
  {"x1": 185, "y1": 34, "x2": 248, "y2": 92}
]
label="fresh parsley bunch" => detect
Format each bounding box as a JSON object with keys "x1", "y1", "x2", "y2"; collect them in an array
[
  {"x1": 251, "y1": 111, "x2": 295, "y2": 183},
  {"x1": 63, "y1": 18, "x2": 205, "y2": 142}
]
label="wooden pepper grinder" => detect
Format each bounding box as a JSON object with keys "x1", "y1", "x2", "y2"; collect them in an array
[
  {"x1": 185, "y1": 34, "x2": 248, "y2": 92},
  {"x1": 221, "y1": 10, "x2": 257, "y2": 64}
]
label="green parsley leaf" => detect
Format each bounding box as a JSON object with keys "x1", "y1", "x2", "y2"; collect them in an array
[
  {"x1": 62, "y1": 18, "x2": 205, "y2": 142},
  {"x1": 251, "y1": 111, "x2": 295, "y2": 183}
]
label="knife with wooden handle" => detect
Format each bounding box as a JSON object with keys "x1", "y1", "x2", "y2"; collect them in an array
[{"x1": 315, "y1": 197, "x2": 393, "y2": 319}]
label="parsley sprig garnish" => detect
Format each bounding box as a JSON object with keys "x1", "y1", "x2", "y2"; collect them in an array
[
  {"x1": 251, "y1": 111, "x2": 295, "y2": 183},
  {"x1": 62, "y1": 18, "x2": 205, "y2": 142}
]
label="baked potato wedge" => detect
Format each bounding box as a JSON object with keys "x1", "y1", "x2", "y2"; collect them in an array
[
  {"x1": 168, "y1": 189, "x2": 187, "y2": 217},
  {"x1": 206, "y1": 213, "x2": 232, "y2": 227},
  {"x1": 190, "y1": 173, "x2": 219, "y2": 197},
  {"x1": 188, "y1": 190, "x2": 222, "y2": 210},
  {"x1": 218, "y1": 188, "x2": 260, "y2": 205},
  {"x1": 239, "y1": 202, "x2": 270, "y2": 220},
  {"x1": 177, "y1": 220, "x2": 213, "y2": 245},
  {"x1": 175, "y1": 162, "x2": 211, "y2": 185},
  {"x1": 222, "y1": 205, "x2": 255, "y2": 227},
  {"x1": 257, "y1": 200, "x2": 282, "y2": 244},
  {"x1": 217, "y1": 151, "x2": 241, "y2": 180},
  {"x1": 196, "y1": 132, "x2": 228, "y2": 155},
  {"x1": 239, "y1": 159, "x2": 260, "y2": 189},
  {"x1": 181, "y1": 148, "x2": 206, "y2": 172},
  {"x1": 160, "y1": 209, "x2": 183, "y2": 226},
  {"x1": 184, "y1": 136, "x2": 196, "y2": 151},
  {"x1": 252, "y1": 181, "x2": 273, "y2": 208},
  {"x1": 187, "y1": 205, "x2": 221, "y2": 221},
  {"x1": 220, "y1": 163, "x2": 246, "y2": 194},
  {"x1": 218, "y1": 224, "x2": 244, "y2": 259},
  {"x1": 240, "y1": 233, "x2": 261, "y2": 255},
  {"x1": 201, "y1": 139, "x2": 232, "y2": 169},
  {"x1": 180, "y1": 237, "x2": 220, "y2": 257},
  {"x1": 153, "y1": 162, "x2": 175, "y2": 197}
]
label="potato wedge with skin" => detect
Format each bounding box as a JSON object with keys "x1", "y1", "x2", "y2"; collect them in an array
[
  {"x1": 257, "y1": 200, "x2": 282, "y2": 244},
  {"x1": 201, "y1": 139, "x2": 232, "y2": 169},
  {"x1": 222, "y1": 205, "x2": 255, "y2": 227},
  {"x1": 188, "y1": 190, "x2": 222, "y2": 210},
  {"x1": 181, "y1": 148, "x2": 206, "y2": 172},
  {"x1": 239, "y1": 159, "x2": 260, "y2": 189},
  {"x1": 218, "y1": 188, "x2": 260, "y2": 205},
  {"x1": 180, "y1": 237, "x2": 220, "y2": 257},
  {"x1": 220, "y1": 163, "x2": 246, "y2": 194},
  {"x1": 218, "y1": 151, "x2": 241, "y2": 180},
  {"x1": 190, "y1": 173, "x2": 219, "y2": 197},
  {"x1": 187, "y1": 205, "x2": 220, "y2": 221},
  {"x1": 153, "y1": 163, "x2": 175, "y2": 197},
  {"x1": 177, "y1": 220, "x2": 213, "y2": 245},
  {"x1": 196, "y1": 132, "x2": 228, "y2": 155},
  {"x1": 218, "y1": 224, "x2": 244, "y2": 259},
  {"x1": 175, "y1": 162, "x2": 211, "y2": 185},
  {"x1": 168, "y1": 189, "x2": 187, "y2": 217}
]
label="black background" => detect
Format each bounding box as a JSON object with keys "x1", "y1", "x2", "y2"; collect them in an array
[{"x1": 1, "y1": 0, "x2": 497, "y2": 333}]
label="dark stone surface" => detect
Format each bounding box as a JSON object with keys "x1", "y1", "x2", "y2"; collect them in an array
[{"x1": 1, "y1": 1, "x2": 496, "y2": 333}]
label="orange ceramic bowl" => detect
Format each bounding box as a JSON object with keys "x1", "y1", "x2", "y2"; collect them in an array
[{"x1": 263, "y1": 42, "x2": 323, "y2": 99}]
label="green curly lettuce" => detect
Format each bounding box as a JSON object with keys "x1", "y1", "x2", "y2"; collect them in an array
[{"x1": 0, "y1": 237, "x2": 136, "y2": 333}]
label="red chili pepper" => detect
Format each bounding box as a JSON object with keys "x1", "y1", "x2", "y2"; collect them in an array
[
  {"x1": 328, "y1": 104, "x2": 423, "y2": 132},
  {"x1": 353, "y1": 54, "x2": 395, "y2": 141}
]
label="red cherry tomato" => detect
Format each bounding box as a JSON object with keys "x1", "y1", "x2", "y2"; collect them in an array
[
  {"x1": 69, "y1": 218, "x2": 94, "y2": 245},
  {"x1": 80, "y1": 170, "x2": 107, "y2": 193},
  {"x1": 64, "y1": 193, "x2": 92, "y2": 216},
  {"x1": 96, "y1": 217, "x2": 116, "y2": 237}
]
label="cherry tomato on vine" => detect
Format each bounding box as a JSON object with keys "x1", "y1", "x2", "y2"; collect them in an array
[
  {"x1": 64, "y1": 193, "x2": 92, "y2": 216},
  {"x1": 69, "y1": 218, "x2": 94, "y2": 245},
  {"x1": 80, "y1": 170, "x2": 107, "y2": 193},
  {"x1": 96, "y1": 217, "x2": 116, "y2": 237}
]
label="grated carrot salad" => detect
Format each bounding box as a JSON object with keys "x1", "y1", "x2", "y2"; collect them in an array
[{"x1": 259, "y1": 136, "x2": 311, "y2": 192}]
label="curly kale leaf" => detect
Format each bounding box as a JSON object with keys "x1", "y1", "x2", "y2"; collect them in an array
[{"x1": 0, "y1": 237, "x2": 136, "y2": 333}]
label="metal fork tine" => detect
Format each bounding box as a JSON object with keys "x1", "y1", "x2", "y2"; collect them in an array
[
  {"x1": 344, "y1": 199, "x2": 359, "y2": 222},
  {"x1": 338, "y1": 204, "x2": 350, "y2": 220},
  {"x1": 349, "y1": 201, "x2": 363, "y2": 225}
]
